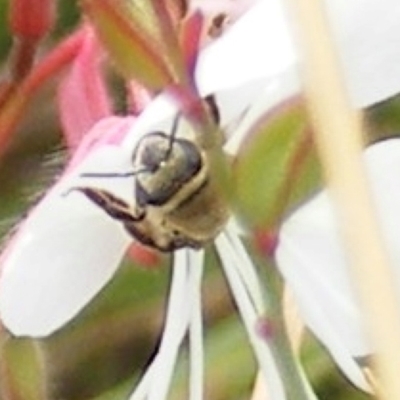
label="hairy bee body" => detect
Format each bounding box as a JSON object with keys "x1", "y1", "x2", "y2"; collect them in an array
[{"x1": 77, "y1": 110, "x2": 229, "y2": 252}]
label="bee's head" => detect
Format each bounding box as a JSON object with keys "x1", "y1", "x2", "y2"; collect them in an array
[
  {"x1": 135, "y1": 132, "x2": 172, "y2": 172},
  {"x1": 133, "y1": 131, "x2": 203, "y2": 207},
  {"x1": 78, "y1": 112, "x2": 208, "y2": 210}
]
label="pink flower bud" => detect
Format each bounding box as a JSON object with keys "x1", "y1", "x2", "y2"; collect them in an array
[
  {"x1": 254, "y1": 229, "x2": 279, "y2": 257},
  {"x1": 9, "y1": 0, "x2": 56, "y2": 40}
]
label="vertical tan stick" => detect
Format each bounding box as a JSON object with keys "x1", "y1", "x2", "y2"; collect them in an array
[{"x1": 286, "y1": 0, "x2": 400, "y2": 398}]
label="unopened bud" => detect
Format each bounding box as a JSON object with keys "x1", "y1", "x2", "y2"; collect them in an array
[
  {"x1": 9, "y1": 0, "x2": 56, "y2": 40},
  {"x1": 254, "y1": 229, "x2": 279, "y2": 257}
]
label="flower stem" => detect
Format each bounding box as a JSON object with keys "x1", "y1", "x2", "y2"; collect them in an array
[
  {"x1": 0, "y1": 335, "x2": 49, "y2": 400},
  {"x1": 257, "y1": 255, "x2": 316, "y2": 400},
  {"x1": 217, "y1": 229, "x2": 316, "y2": 400}
]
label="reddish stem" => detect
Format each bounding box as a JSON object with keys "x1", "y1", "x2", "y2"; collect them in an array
[
  {"x1": 0, "y1": 28, "x2": 86, "y2": 157},
  {"x1": 8, "y1": 36, "x2": 38, "y2": 82},
  {"x1": 180, "y1": 11, "x2": 203, "y2": 81},
  {"x1": 23, "y1": 28, "x2": 86, "y2": 94},
  {"x1": 150, "y1": 0, "x2": 187, "y2": 83}
]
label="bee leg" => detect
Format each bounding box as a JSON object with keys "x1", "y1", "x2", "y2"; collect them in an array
[
  {"x1": 204, "y1": 95, "x2": 220, "y2": 124},
  {"x1": 70, "y1": 187, "x2": 144, "y2": 223}
]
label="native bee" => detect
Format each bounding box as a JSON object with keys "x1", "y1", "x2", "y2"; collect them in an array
[{"x1": 74, "y1": 100, "x2": 230, "y2": 252}]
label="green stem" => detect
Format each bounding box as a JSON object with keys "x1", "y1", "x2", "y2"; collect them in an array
[
  {"x1": 0, "y1": 335, "x2": 49, "y2": 400},
  {"x1": 257, "y1": 254, "x2": 314, "y2": 400}
]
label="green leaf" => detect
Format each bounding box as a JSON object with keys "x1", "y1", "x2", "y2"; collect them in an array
[
  {"x1": 234, "y1": 98, "x2": 321, "y2": 229},
  {"x1": 83, "y1": 0, "x2": 174, "y2": 91},
  {"x1": 129, "y1": 0, "x2": 186, "y2": 81}
]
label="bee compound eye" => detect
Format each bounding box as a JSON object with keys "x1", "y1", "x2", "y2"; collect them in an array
[
  {"x1": 135, "y1": 138, "x2": 203, "y2": 207},
  {"x1": 131, "y1": 132, "x2": 169, "y2": 171}
]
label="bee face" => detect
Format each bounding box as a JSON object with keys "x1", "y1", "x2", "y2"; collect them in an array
[
  {"x1": 75, "y1": 108, "x2": 229, "y2": 252},
  {"x1": 133, "y1": 132, "x2": 203, "y2": 207}
]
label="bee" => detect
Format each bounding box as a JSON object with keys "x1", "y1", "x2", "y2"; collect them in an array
[{"x1": 73, "y1": 100, "x2": 230, "y2": 252}]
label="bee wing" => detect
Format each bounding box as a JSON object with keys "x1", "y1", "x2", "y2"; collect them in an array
[{"x1": 0, "y1": 145, "x2": 133, "y2": 337}]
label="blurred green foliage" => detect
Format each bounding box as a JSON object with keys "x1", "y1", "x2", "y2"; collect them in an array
[
  {"x1": 0, "y1": 1, "x2": 11, "y2": 61},
  {"x1": 234, "y1": 99, "x2": 321, "y2": 230},
  {"x1": 0, "y1": 1, "x2": 399, "y2": 400}
]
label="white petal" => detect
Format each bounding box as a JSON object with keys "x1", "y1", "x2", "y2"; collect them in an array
[
  {"x1": 276, "y1": 138, "x2": 400, "y2": 389},
  {"x1": 215, "y1": 230, "x2": 287, "y2": 400},
  {"x1": 187, "y1": 250, "x2": 204, "y2": 400},
  {"x1": 197, "y1": 0, "x2": 400, "y2": 113},
  {"x1": 146, "y1": 250, "x2": 194, "y2": 400},
  {"x1": 0, "y1": 145, "x2": 133, "y2": 337},
  {"x1": 196, "y1": 0, "x2": 295, "y2": 95},
  {"x1": 129, "y1": 249, "x2": 204, "y2": 400},
  {"x1": 326, "y1": 0, "x2": 400, "y2": 107},
  {"x1": 223, "y1": 223, "x2": 265, "y2": 314},
  {"x1": 276, "y1": 193, "x2": 370, "y2": 389},
  {"x1": 123, "y1": 96, "x2": 181, "y2": 151},
  {"x1": 364, "y1": 139, "x2": 400, "y2": 265}
]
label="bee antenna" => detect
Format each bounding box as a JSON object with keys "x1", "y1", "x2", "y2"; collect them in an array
[
  {"x1": 80, "y1": 168, "x2": 148, "y2": 179},
  {"x1": 165, "y1": 112, "x2": 181, "y2": 160}
]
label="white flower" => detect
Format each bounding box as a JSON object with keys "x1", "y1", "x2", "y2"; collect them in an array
[
  {"x1": 2, "y1": 0, "x2": 400, "y2": 398},
  {"x1": 276, "y1": 138, "x2": 400, "y2": 391}
]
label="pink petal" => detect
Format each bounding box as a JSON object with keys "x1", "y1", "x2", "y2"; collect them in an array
[
  {"x1": 67, "y1": 116, "x2": 135, "y2": 172},
  {"x1": 57, "y1": 25, "x2": 112, "y2": 151}
]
